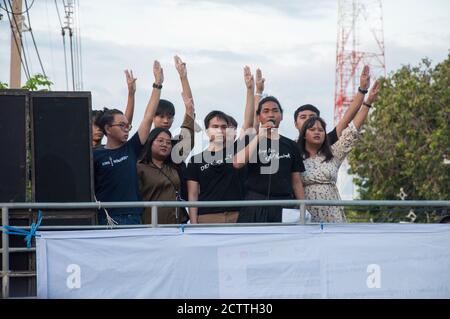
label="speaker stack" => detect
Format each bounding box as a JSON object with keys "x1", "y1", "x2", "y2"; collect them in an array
[{"x1": 0, "y1": 90, "x2": 96, "y2": 297}]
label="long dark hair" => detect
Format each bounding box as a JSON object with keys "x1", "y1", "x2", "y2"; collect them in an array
[
  {"x1": 140, "y1": 127, "x2": 174, "y2": 166},
  {"x1": 139, "y1": 127, "x2": 188, "y2": 202},
  {"x1": 298, "y1": 116, "x2": 334, "y2": 162}
]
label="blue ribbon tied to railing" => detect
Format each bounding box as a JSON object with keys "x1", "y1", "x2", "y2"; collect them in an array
[{"x1": 1, "y1": 210, "x2": 43, "y2": 248}]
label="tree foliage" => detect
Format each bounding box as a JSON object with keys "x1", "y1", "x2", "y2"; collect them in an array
[
  {"x1": 22, "y1": 73, "x2": 53, "y2": 91},
  {"x1": 0, "y1": 74, "x2": 53, "y2": 91},
  {"x1": 348, "y1": 54, "x2": 450, "y2": 207}
]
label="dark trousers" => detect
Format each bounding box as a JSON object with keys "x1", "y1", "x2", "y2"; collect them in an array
[{"x1": 237, "y1": 191, "x2": 286, "y2": 223}]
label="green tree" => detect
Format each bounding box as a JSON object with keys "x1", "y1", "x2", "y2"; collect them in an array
[
  {"x1": 22, "y1": 73, "x2": 53, "y2": 91},
  {"x1": 348, "y1": 53, "x2": 450, "y2": 221},
  {"x1": 0, "y1": 74, "x2": 53, "y2": 90}
]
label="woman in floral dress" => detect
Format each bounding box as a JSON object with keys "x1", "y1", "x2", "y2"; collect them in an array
[{"x1": 298, "y1": 80, "x2": 380, "y2": 222}]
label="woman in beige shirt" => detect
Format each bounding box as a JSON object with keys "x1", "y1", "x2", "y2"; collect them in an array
[{"x1": 137, "y1": 127, "x2": 188, "y2": 224}]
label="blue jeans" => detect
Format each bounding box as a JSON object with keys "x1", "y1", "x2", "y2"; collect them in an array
[{"x1": 98, "y1": 213, "x2": 142, "y2": 225}]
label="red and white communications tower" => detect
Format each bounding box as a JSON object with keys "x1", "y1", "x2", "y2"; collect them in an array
[{"x1": 334, "y1": 0, "x2": 386, "y2": 199}]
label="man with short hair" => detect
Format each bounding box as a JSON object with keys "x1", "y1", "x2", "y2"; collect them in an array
[
  {"x1": 186, "y1": 66, "x2": 256, "y2": 224},
  {"x1": 234, "y1": 96, "x2": 305, "y2": 223},
  {"x1": 93, "y1": 61, "x2": 163, "y2": 225},
  {"x1": 186, "y1": 111, "x2": 242, "y2": 223},
  {"x1": 294, "y1": 66, "x2": 371, "y2": 144}
]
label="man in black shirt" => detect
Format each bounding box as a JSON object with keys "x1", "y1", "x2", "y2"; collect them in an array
[
  {"x1": 294, "y1": 65, "x2": 371, "y2": 145},
  {"x1": 186, "y1": 111, "x2": 243, "y2": 223},
  {"x1": 234, "y1": 96, "x2": 305, "y2": 223},
  {"x1": 186, "y1": 66, "x2": 256, "y2": 223}
]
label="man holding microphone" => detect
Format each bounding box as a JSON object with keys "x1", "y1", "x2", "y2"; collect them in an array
[{"x1": 233, "y1": 96, "x2": 305, "y2": 223}]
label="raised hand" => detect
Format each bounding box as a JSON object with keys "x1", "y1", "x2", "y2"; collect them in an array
[
  {"x1": 255, "y1": 68, "x2": 265, "y2": 94},
  {"x1": 153, "y1": 60, "x2": 164, "y2": 85},
  {"x1": 366, "y1": 79, "x2": 381, "y2": 105},
  {"x1": 360, "y1": 65, "x2": 370, "y2": 91},
  {"x1": 174, "y1": 55, "x2": 187, "y2": 78},
  {"x1": 181, "y1": 91, "x2": 194, "y2": 114},
  {"x1": 244, "y1": 65, "x2": 254, "y2": 90},
  {"x1": 124, "y1": 69, "x2": 137, "y2": 94}
]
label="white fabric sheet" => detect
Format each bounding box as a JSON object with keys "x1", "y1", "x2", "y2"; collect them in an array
[{"x1": 36, "y1": 224, "x2": 450, "y2": 298}]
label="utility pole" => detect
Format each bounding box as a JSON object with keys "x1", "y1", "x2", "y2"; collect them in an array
[{"x1": 9, "y1": 0, "x2": 23, "y2": 88}]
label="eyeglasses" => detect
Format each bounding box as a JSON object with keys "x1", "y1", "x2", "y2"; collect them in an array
[
  {"x1": 110, "y1": 123, "x2": 132, "y2": 131},
  {"x1": 155, "y1": 138, "x2": 173, "y2": 147}
]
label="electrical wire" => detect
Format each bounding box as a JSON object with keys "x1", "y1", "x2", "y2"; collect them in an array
[
  {"x1": 75, "y1": 0, "x2": 83, "y2": 90},
  {"x1": 54, "y1": 0, "x2": 69, "y2": 90},
  {"x1": 69, "y1": 27, "x2": 75, "y2": 91},
  {"x1": 3, "y1": 0, "x2": 30, "y2": 81},
  {"x1": 23, "y1": 0, "x2": 47, "y2": 78},
  {"x1": 62, "y1": 28, "x2": 69, "y2": 90},
  {"x1": 54, "y1": 0, "x2": 63, "y2": 29},
  {"x1": 0, "y1": 0, "x2": 35, "y2": 15},
  {"x1": 22, "y1": 28, "x2": 34, "y2": 74}
]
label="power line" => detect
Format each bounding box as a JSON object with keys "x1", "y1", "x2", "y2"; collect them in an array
[
  {"x1": 3, "y1": 0, "x2": 31, "y2": 81},
  {"x1": 73, "y1": 0, "x2": 82, "y2": 90},
  {"x1": 22, "y1": 26, "x2": 33, "y2": 74},
  {"x1": 62, "y1": 29, "x2": 69, "y2": 90},
  {"x1": 54, "y1": 0, "x2": 69, "y2": 90},
  {"x1": 69, "y1": 27, "x2": 75, "y2": 91},
  {"x1": 23, "y1": 0, "x2": 47, "y2": 77},
  {"x1": 0, "y1": 0, "x2": 35, "y2": 15},
  {"x1": 45, "y1": 0, "x2": 56, "y2": 81},
  {"x1": 54, "y1": 0, "x2": 63, "y2": 29},
  {"x1": 76, "y1": 0, "x2": 83, "y2": 90}
]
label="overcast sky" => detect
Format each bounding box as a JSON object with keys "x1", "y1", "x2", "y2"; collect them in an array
[{"x1": 1, "y1": 0, "x2": 449, "y2": 146}]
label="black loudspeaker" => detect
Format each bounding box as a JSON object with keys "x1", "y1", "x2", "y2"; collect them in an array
[
  {"x1": 31, "y1": 92, "x2": 93, "y2": 202},
  {"x1": 0, "y1": 90, "x2": 28, "y2": 202}
]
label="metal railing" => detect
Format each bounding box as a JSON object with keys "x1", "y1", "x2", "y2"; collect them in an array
[{"x1": 1, "y1": 199, "x2": 450, "y2": 298}]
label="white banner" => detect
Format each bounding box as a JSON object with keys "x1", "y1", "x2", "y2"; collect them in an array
[{"x1": 36, "y1": 224, "x2": 450, "y2": 298}]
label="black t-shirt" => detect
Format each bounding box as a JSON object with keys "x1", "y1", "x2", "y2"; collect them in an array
[
  {"x1": 245, "y1": 135, "x2": 305, "y2": 198},
  {"x1": 328, "y1": 127, "x2": 338, "y2": 145},
  {"x1": 186, "y1": 144, "x2": 243, "y2": 215},
  {"x1": 93, "y1": 133, "x2": 144, "y2": 216}
]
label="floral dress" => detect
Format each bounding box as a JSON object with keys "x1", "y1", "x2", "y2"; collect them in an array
[{"x1": 301, "y1": 122, "x2": 361, "y2": 223}]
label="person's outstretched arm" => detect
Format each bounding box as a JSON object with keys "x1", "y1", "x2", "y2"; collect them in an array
[
  {"x1": 335, "y1": 65, "x2": 371, "y2": 137},
  {"x1": 175, "y1": 55, "x2": 195, "y2": 121},
  {"x1": 137, "y1": 60, "x2": 164, "y2": 144},
  {"x1": 124, "y1": 69, "x2": 136, "y2": 124},
  {"x1": 352, "y1": 79, "x2": 381, "y2": 130},
  {"x1": 253, "y1": 68, "x2": 265, "y2": 131},
  {"x1": 241, "y1": 65, "x2": 255, "y2": 133},
  {"x1": 174, "y1": 55, "x2": 194, "y2": 106},
  {"x1": 233, "y1": 122, "x2": 273, "y2": 169},
  {"x1": 174, "y1": 56, "x2": 196, "y2": 159}
]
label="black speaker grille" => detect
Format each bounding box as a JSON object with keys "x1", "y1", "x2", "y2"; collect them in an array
[
  {"x1": 0, "y1": 93, "x2": 27, "y2": 202},
  {"x1": 32, "y1": 94, "x2": 92, "y2": 202}
]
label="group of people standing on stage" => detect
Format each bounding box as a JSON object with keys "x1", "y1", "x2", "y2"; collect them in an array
[{"x1": 91, "y1": 56, "x2": 381, "y2": 226}]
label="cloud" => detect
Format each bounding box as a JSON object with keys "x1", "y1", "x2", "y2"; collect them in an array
[{"x1": 1, "y1": 0, "x2": 449, "y2": 136}]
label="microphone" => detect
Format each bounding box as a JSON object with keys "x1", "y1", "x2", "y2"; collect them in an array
[{"x1": 267, "y1": 119, "x2": 276, "y2": 126}]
